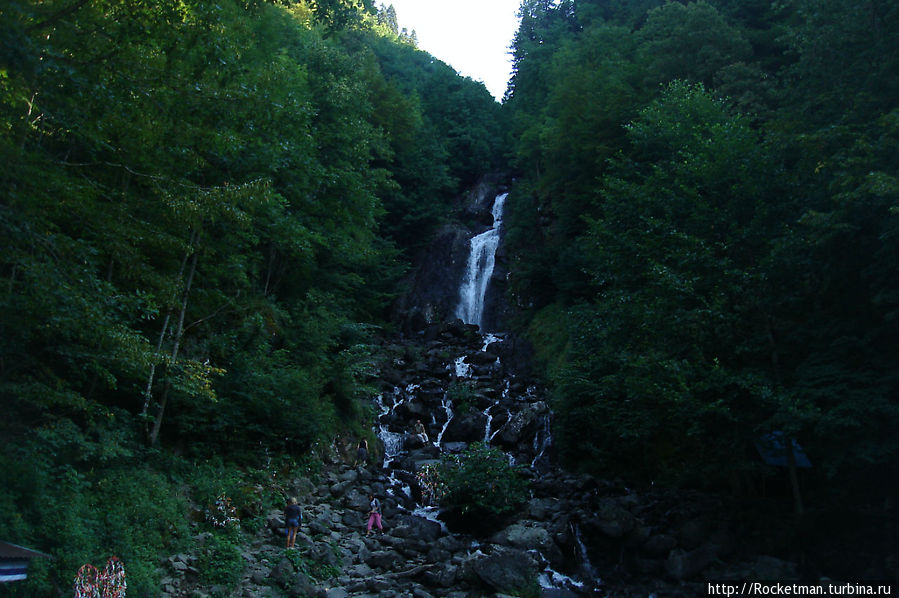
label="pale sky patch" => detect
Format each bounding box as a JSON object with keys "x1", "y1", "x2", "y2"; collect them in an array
[{"x1": 383, "y1": 0, "x2": 521, "y2": 101}]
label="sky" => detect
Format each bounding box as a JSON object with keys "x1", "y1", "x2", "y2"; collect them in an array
[{"x1": 382, "y1": 0, "x2": 522, "y2": 101}]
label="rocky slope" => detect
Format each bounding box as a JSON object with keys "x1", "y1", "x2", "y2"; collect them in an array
[{"x1": 158, "y1": 322, "x2": 803, "y2": 598}]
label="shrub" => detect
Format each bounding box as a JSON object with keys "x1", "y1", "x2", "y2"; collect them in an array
[
  {"x1": 437, "y1": 443, "x2": 528, "y2": 532},
  {"x1": 196, "y1": 530, "x2": 244, "y2": 590}
]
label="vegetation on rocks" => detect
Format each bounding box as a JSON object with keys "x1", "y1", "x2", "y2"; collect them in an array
[
  {"x1": 2, "y1": 0, "x2": 897, "y2": 593},
  {"x1": 438, "y1": 443, "x2": 529, "y2": 524}
]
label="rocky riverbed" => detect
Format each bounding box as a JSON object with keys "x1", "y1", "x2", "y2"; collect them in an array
[{"x1": 156, "y1": 320, "x2": 809, "y2": 598}]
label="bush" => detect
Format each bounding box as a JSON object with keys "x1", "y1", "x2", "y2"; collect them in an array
[
  {"x1": 196, "y1": 529, "x2": 245, "y2": 590},
  {"x1": 437, "y1": 443, "x2": 528, "y2": 533}
]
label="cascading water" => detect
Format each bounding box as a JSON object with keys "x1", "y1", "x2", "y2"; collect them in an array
[
  {"x1": 455, "y1": 193, "x2": 508, "y2": 330},
  {"x1": 367, "y1": 184, "x2": 600, "y2": 595}
]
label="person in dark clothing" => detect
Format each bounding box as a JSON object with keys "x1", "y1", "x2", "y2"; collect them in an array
[
  {"x1": 355, "y1": 439, "x2": 369, "y2": 467},
  {"x1": 285, "y1": 497, "x2": 302, "y2": 549}
]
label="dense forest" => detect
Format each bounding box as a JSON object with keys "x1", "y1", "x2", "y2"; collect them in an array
[
  {"x1": 502, "y1": 0, "x2": 898, "y2": 568},
  {"x1": 1, "y1": 1, "x2": 505, "y2": 593},
  {"x1": 2, "y1": 0, "x2": 897, "y2": 594}
]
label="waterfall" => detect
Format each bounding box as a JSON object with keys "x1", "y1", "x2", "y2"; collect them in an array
[{"x1": 455, "y1": 193, "x2": 508, "y2": 330}]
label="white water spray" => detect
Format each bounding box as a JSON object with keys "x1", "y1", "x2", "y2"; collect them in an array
[{"x1": 455, "y1": 193, "x2": 507, "y2": 329}]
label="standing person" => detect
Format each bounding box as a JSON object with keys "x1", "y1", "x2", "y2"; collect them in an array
[
  {"x1": 365, "y1": 493, "x2": 383, "y2": 536},
  {"x1": 354, "y1": 439, "x2": 369, "y2": 467},
  {"x1": 284, "y1": 497, "x2": 302, "y2": 549}
]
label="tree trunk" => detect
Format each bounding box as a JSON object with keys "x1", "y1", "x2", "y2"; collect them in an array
[
  {"x1": 149, "y1": 235, "x2": 199, "y2": 446},
  {"x1": 141, "y1": 238, "x2": 194, "y2": 421}
]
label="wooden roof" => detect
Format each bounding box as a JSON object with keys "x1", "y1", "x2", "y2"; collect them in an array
[{"x1": 0, "y1": 542, "x2": 50, "y2": 560}]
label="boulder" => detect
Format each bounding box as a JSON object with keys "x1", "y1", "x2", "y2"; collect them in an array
[
  {"x1": 665, "y1": 542, "x2": 720, "y2": 580},
  {"x1": 267, "y1": 557, "x2": 295, "y2": 589},
  {"x1": 443, "y1": 410, "x2": 488, "y2": 442},
  {"x1": 471, "y1": 548, "x2": 536, "y2": 594},
  {"x1": 465, "y1": 351, "x2": 499, "y2": 366},
  {"x1": 587, "y1": 498, "x2": 635, "y2": 539},
  {"x1": 366, "y1": 549, "x2": 402, "y2": 570},
  {"x1": 289, "y1": 572, "x2": 318, "y2": 597},
  {"x1": 390, "y1": 514, "x2": 444, "y2": 542},
  {"x1": 495, "y1": 402, "x2": 547, "y2": 447},
  {"x1": 421, "y1": 564, "x2": 460, "y2": 588},
  {"x1": 492, "y1": 523, "x2": 564, "y2": 566}
]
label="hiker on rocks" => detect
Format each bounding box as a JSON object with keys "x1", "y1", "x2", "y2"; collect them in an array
[
  {"x1": 354, "y1": 439, "x2": 369, "y2": 467},
  {"x1": 413, "y1": 419, "x2": 429, "y2": 443},
  {"x1": 284, "y1": 497, "x2": 302, "y2": 549},
  {"x1": 366, "y1": 493, "x2": 383, "y2": 535}
]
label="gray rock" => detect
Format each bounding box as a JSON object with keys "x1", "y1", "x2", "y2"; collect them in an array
[
  {"x1": 492, "y1": 523, "x2": 564, "y2": 566},
  {"x1": 465, "y1": 351, "x2": 499, "y2": 365},
  {"x1": 366, "y1": 549, "x2": 402, "y2": 570},
  {"x1": 250, "y1": 567, "x2": 268, "y2": 585},
  {"x1": 344, "y1": 488, "x2": 370, "y2": 512},
  {"x1": 443, "y1": 410, "x2": 488, "y2": 442},
  {"x1": 309, "y1": 542, "x2": 342, "y2": 570},
  {"x1": 289, "y1": 572, "x2": 318, "y2": 597},
  {"x1": 590, "y1": 498, "x2": 635, "y2": 538},
  {"x1": 346, "y1": 562, "x2": 374, "y2": 578},
  {"x1": 495, "y1": 402, "x2": 547, "y2": 446},
  {"x1": 267, "y1": 557, "x2": 295, "y2": 588},
  {"x1": 527, "y1": 497, "x2": 559, "y2": 521},
  {"x1": 339, "y1": 469, "x2": 359, "y2": 484},
  {"x1": 390, "y1": 514, "x2": 443, "y2": 542},
  {"x1": 329, "y1": 480, "x2": 352, "y2": 498},
  {"x1": 421, "y1": 563, "x2": 459, "y2": 588},
  {"x1": 665, "y1": 542, "x2": 720, "y2": 580},
  {"x1": 471, "y1": 548, "x2": 536, "y2": 594}
]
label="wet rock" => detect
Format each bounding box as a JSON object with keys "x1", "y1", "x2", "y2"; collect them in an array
[
  {"x1": 443, "y1": 409, "x2": 488, "y2": 442},
  {"x1": 625, "y1": 524, "x2": 652, "y2": 549},
  {"x1": 495, "y1": 402, "x2": 547, "y2": 447}
]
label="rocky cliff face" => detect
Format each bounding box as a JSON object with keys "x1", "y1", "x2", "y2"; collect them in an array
[{"x1": 392, "y1": 175, "x2": 509, "y2": 335}]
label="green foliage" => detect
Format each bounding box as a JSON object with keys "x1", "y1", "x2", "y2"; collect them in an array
[
  {"x1": 196, "y1": 528, "x2": 245, "y2": 590},
  {"x1": 285, "y1": 542, "x2": 343, "y2": 582},
  {"x1": 503, "y1": 0, "x2": 899, "y2": 502},
  {"x1": 0, "y1": 445, "x2": 190, "y2": 597},
  {"x1": 0, "y1": 1, "x2": 505, "y2": 593},
  {"x1": 437, "y1": 443, "x2": 528, "y2": 520},
  {"x1": 446, "y1": 381, "x2": 476, "y2": 415}
]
